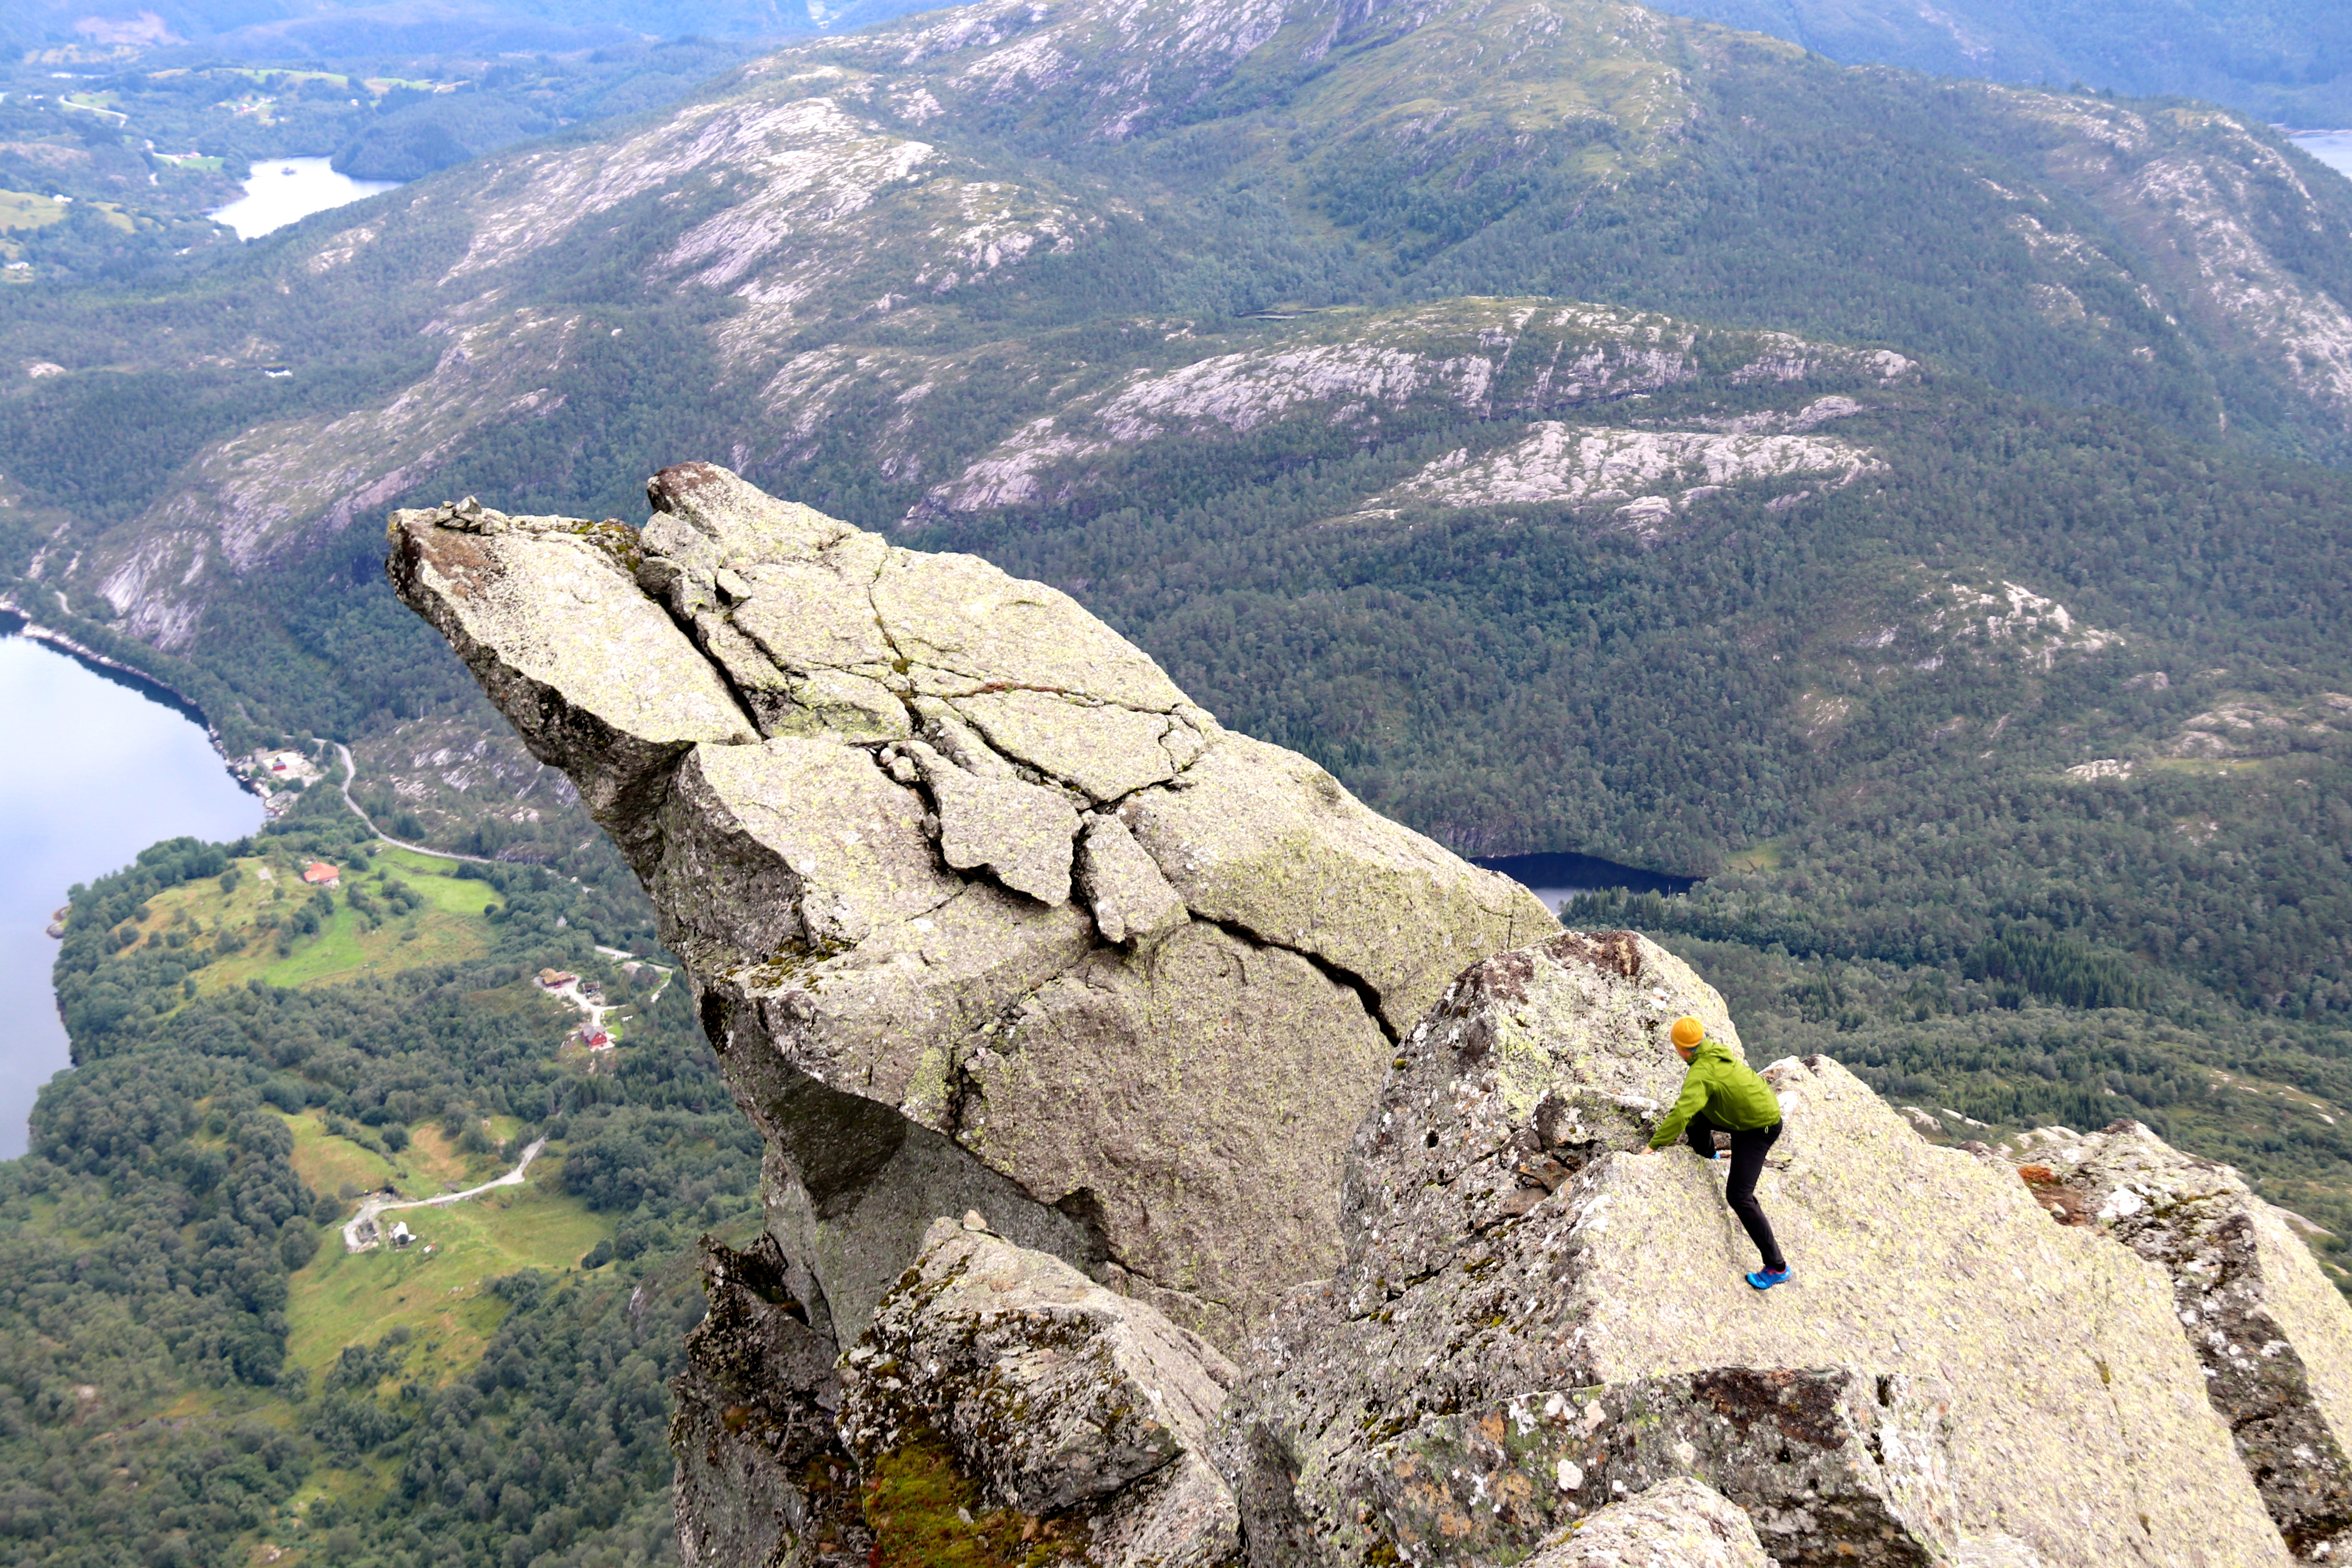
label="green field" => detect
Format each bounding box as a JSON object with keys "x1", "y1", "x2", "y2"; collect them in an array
[
  {"x1": 284, "y1": 1112, "x2": 403, "y2": 1200},
  {"x1": 374, "y1": 846, "x2": 508, "y2": 911},
  {"x1": 114, "y1": 846, "x2": 499, "y2": 995},
  {"x1": 285, "y1": 1103, "x2": 550, "y2": 1216},
  {"x1": 286, "y1": 1163, "x2": 613, "y2": 1385},
  {"x1": 0, "y1": 191, "x2": 69, "y2": 233}
]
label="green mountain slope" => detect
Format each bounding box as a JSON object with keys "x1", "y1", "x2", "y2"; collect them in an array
[
  {"x1": 0, "y1": 804, "x2": 762, "y2": 1568},
  {"x1": 1642, "y1": 0, "x2": 2352, "y2": 128},
  {"x1": 13, "y1": 0, "x2": 2352, "y2": 642}
]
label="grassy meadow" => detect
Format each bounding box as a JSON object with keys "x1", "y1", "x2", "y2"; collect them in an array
[
  {"x1": 84, "y1": 842, "x2": 628, "y2": 1390},
  {"x1": 285, "y1": 1161, "x2": 613, "y2": 1385},
  {"x1": 108, "y1": 842, "x2": 499, "y2": 996}
]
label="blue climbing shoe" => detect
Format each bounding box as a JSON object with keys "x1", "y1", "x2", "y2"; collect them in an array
[{"x1": 1745, "y1": 1268, "x2": 1791, "y2": 1291}]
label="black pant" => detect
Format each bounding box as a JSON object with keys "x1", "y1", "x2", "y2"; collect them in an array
[{"x1": 1686, "y1": 1114, "x2": 1787, "y2": 1273}]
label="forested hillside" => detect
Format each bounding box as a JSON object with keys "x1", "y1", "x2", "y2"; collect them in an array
[
  {"x1": 1644, "y1": 0, "x2": 2352, "y2": 127},
  {"x1": 2, "y1": 797, "x2": 762, "y2": 1568},
  {"x1": 0, "y1": 36, "x2": 777, "y2": 272}
]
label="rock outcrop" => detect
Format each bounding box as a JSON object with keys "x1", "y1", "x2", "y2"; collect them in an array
[
  {"x1": 1526, "y1": 1478, "x2": 1771, "y2": 1568},
  {"x1": 396, "y1": 470, "x2": 2352, "y2": 1566},
  {"x1": 390, "y1": 465, "x2": 1553, "y2": 1357},
  {"x1": 1213, "y1": 930, "x2": 2296, "y2": 1568},
  {"x1": 672, "y1": 1235, "x2": 867, "y2": 1568},
  {"x1": 839, "y1": 1214, "x2": 1240, "y2": 1566},
  {"x1": 2003, "y1": 1122, "x2": 2352, "y2": 1559}
]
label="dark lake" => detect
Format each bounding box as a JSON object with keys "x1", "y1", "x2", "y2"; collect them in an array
[
  {"x1": 0, "y1": 624, "x2": 262, "y2": 1158},
  {"x1": 1474, "y1": 851, "x2": 1701, "y2": 915}
]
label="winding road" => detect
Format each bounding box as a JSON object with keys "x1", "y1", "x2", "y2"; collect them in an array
[
  {"x1": 340, "y1": 1136, "x2": 549, "y2": 1253},
  {"x1": 333, "y1": 743, "x2": 501, "y2": 865}
]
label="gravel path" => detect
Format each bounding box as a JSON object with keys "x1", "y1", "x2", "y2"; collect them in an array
[
  {"x1": 333, "y1": 743, "x2": 501, "y2": 865},
  {"x1": 340, "y1": 1136, "x2": 549, "y2": 1253}
]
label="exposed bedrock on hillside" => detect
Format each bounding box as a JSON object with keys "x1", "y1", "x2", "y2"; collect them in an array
[{"x1": 387, "y1": 462, "x2": 1557, "y2": 1356}]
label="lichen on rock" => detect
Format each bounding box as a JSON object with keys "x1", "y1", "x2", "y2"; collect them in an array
[
  {"x1": 840, "y1": 1217, "x2": 1241, "y2": 1566},
  {"x1": 1525, "y1": 1477, "x2": 1770, "y2": 1568},
  {"x1": 388, "y1": 460, "x2": 1550, "y2": 1354},
  {"x1": 1998, "y1": 1121, "x2": 2352, "y2": 1560},
  {"x1": 1209, "y1": 929, "x2": 2295, "y2": 1568},
  {"x1": 671, "y1": 1235, "x2": 869, "y2": 1568}
]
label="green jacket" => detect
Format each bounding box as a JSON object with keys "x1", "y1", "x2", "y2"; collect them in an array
[{"x1": 1649, "y1": 1039, "x2": 1781, "y2": 1148}]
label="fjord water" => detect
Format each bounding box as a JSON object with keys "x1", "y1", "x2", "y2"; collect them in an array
[
  {"x1": 0, "y1": 635, "x2": 261, "y2": 1158},
  {"x1": 1473, "y1": 851, "x2": 1701, "y2": 914},
  {"x1": 2293, "y1": 132, "x2": 2352, "y2": 177},
  {"x1": 208, "y1": 156, "x2": 399, "y2": 240}
]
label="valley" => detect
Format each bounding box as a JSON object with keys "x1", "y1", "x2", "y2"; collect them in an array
[
  {"x1": 1, "y1": 0, "x2": 2350, "y2": 1563},
  {"x1": 3, "y1": 795, "x2": 762, "y2": 1567}
]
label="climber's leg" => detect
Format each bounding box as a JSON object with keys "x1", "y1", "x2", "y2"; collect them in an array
[
  {"x1": 1683, "y1": 1111, "x2": 1721, "y2": 1161},
  {"x1": 1724, "y1": 1121, "x2": 1786, "y2": 1274}
]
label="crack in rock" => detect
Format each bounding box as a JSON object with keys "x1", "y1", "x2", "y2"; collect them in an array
[{"x1": 386, "y1": 462, "x2": 1553, "y2": 1362}]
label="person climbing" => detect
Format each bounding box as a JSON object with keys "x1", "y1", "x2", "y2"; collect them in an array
[{"x1": 1639, "y1": 1014, "x2": 1790, "y2": 1290}]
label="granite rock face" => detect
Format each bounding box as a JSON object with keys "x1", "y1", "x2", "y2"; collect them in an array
[
  {"x1": 1526, "y1": 1477, "x2": 1770, "y2": 1568},
  {"x1": 388, "y1": 464, "x2": 1553, "y2": 1360},
  {"x1": 1212, "y1": 929, "x2": 2295, "y2": 1568},
  {"x1": 2004, "y1": 1121, "x2": 2352, "y2": 1560},
  {"x1": 390, "y1": 467, "x2": 2347, "y2": 1564},
  {"x1": 840, "y1": 1216, "x2": 1241, "y2": 1566},
  {"x1": 671, "y1": 1236, "x2": 868, "y2": 1568}
]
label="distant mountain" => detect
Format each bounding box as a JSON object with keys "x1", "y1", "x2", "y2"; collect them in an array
[
  {"x1": 3, "y1": 0, "x2": 958, "y2": 56},
  {"x1": 1642, "y1": 0, "x2": 2352, "y2": 127},
  {"x1": 3, "y1": 4, "x2": 2350, "y2": 1560},
  {"x1": 16, "y1": 0, "x2": 2352, "y2": 644}
]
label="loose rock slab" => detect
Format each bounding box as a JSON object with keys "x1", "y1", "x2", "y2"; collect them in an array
[
  {"x1": 840, "y1": 1217, "x2": 1241, "y2": 1567},
  {"x1": 2002, "y1": 1121, "x2": 2352, "y2": 1559},
  {"x1": 1527, "y1": 1477, "x2": 1771, "y2": 1568},
  {"x1": 388, "y1": 465, "x2": 1554, "y2": 1356}
]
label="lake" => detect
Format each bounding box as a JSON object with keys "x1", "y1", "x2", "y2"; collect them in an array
[
  {"x1": 0, "y1": 629, "x2": 262, "y2": 1158},
  {"x1": 1473, "y1": 851, "x2": 1701, "y2": 915},
  {"x1": 2290, "y1": 132, "x2": 2352, "y2": 180},
  {"x1": 209, "y1": 156, "x2": 400, "y2": 241}
]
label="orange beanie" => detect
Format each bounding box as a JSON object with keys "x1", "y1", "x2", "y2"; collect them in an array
[{"x1": 1670, "y1": 1015, "x2": 1706, "y2": 1048}]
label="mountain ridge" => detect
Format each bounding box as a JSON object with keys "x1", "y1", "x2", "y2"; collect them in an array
[
  {"x1": 15, "y1": 0, "x2": 2352, "y2": 666},
  {"x1": 1643, "y1": 0, "x2": 2352, "y2": 129}
]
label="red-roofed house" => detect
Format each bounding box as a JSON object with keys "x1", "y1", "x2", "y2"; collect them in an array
[{"x1": 301, "y1": 862, "x2": 341, "y2": 888}]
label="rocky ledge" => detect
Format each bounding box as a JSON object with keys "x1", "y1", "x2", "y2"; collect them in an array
[
  {"x1": 392, "y1": 469, "x2": 2352, "y2": 1566},
  {"x1": 389, "y1": 464, "x2": 1556, "y2": 1359}
]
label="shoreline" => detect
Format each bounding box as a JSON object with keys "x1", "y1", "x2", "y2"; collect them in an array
[
  {"x1": 0, "y1": 601, "x2": 268, "y2": 808},
  {"x1": 1, "y1": 603, "x2": 550, "y2": 889}
]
